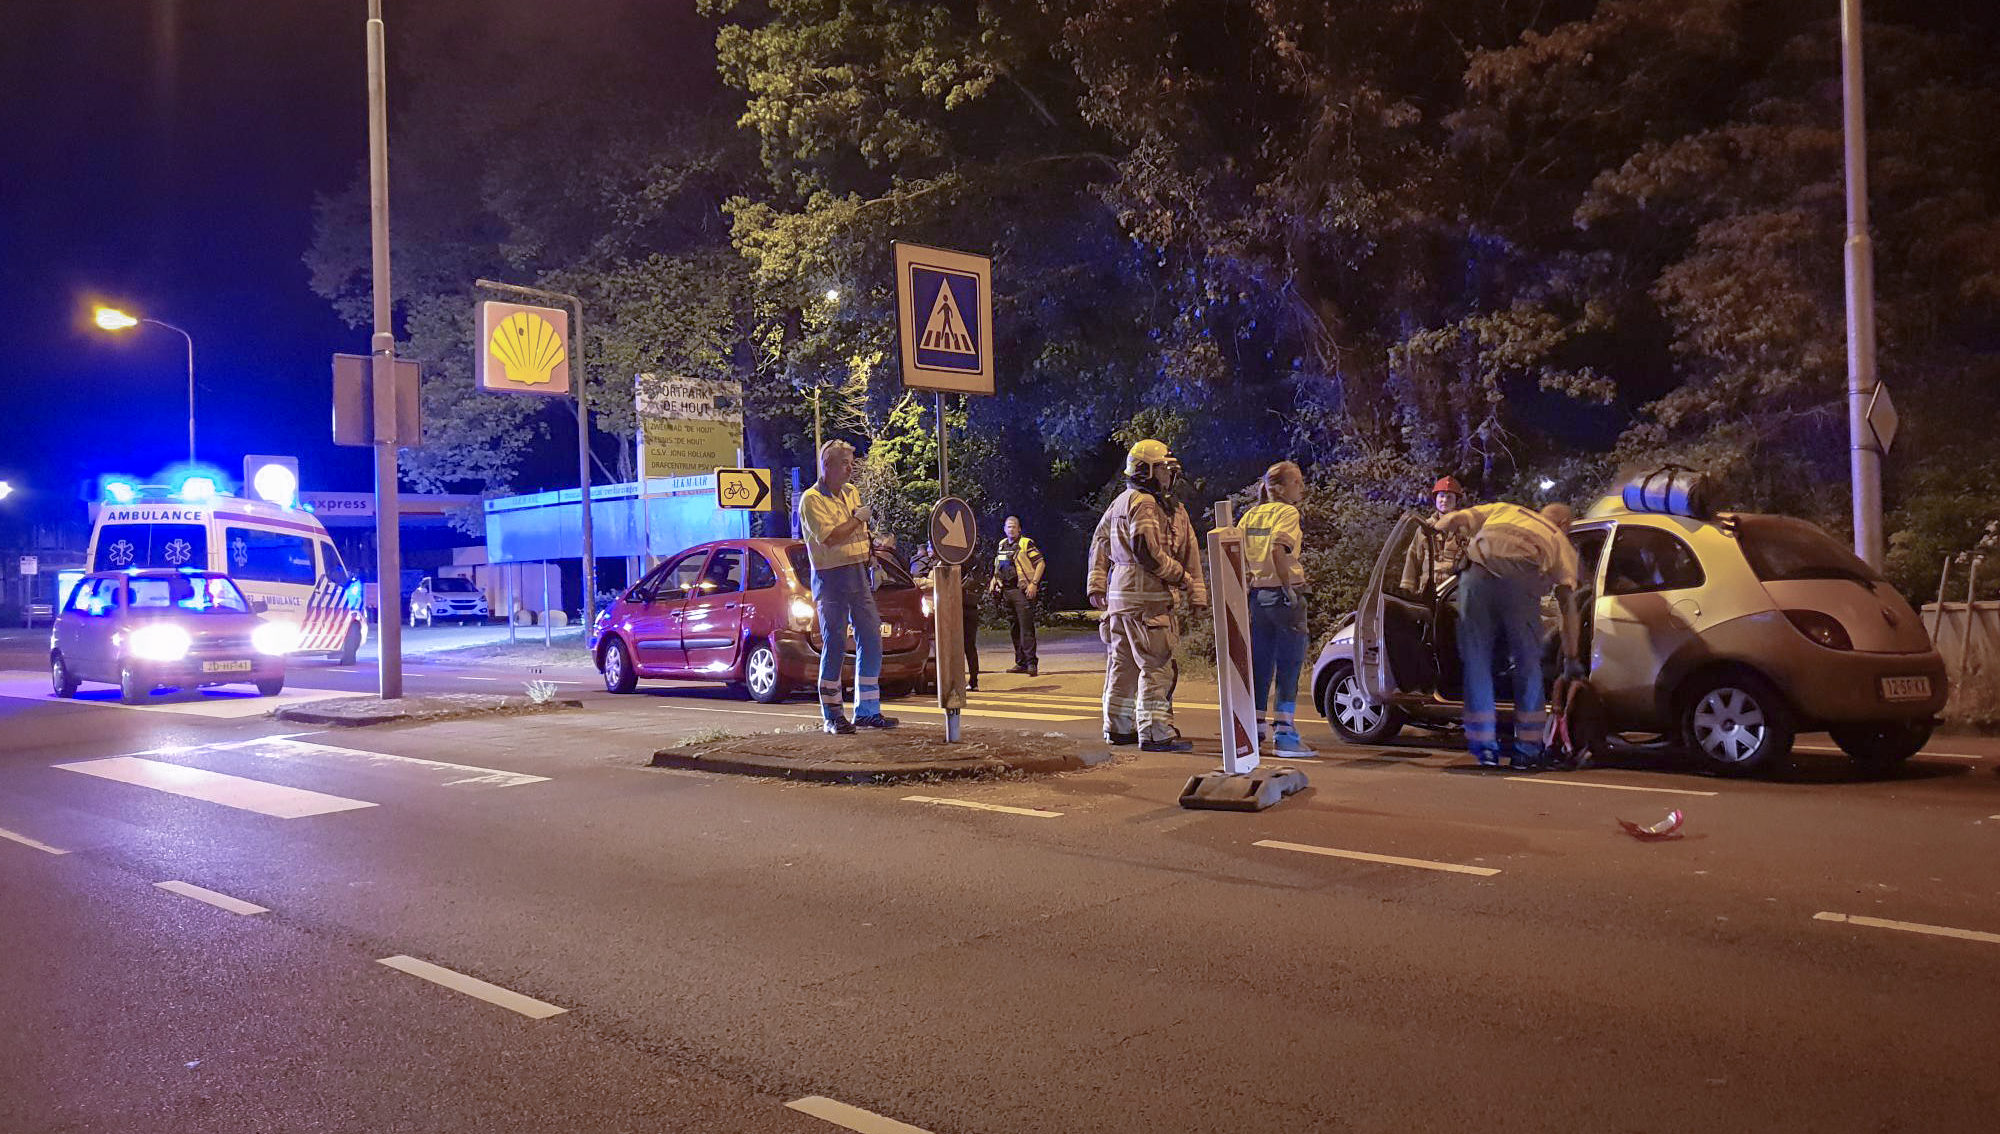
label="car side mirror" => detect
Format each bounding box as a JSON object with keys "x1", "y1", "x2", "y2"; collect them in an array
[{"x1": 251, "y1": 600, "x2": 269, "y2": 614}]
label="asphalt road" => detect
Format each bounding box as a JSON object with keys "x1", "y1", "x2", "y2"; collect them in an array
[{"x1": 3, "y1": 626, "x2": 1998, "y2": 1132}]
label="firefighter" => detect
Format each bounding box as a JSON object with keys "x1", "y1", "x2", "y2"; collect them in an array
[
  {"x1": 989, "y1": 515, "x2": 1046, "y2": 676},
  {"x1": 1088, "y1": 439, "x2": 1208, "y2": 752},
  {"x1": 798, "y1": 440, "x2": 899, "y2": 734},
  {"x1": 1401, "y1": 476, "x2": 1467, "y2": 594}
]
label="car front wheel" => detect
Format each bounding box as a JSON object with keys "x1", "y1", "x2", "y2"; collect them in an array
[
  {"x1": 1680, "y1": 671, "x2": 1793, "y2": 776},
  {"x1": 1829, "y1": 719, "x2": 1932, "y2": 768},
  {"x1": 601, "y1": 638, "x2": 638, "y2": 694},
  {"x1": 1320, "y1": 660, "x2": 1405, "y2": 744},
  {"x1": 744, "y1": 641, "x2": 786, "y2": 704},
  {"x1": 119, "y1": 665, "x2": 150, "y2": 705},
  {"x1": 50, "y1": 653, "x2": 78, "y2": 698}
]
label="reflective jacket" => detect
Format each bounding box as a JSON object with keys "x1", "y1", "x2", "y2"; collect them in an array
[{"x1": 1088, "y1": 487, "x2": 1208, "y2": 611}]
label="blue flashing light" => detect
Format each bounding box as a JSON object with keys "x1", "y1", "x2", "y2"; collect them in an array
[
  {"x1": 104, "y1": 480, "x2": 137, "y2": 505},
  {"x1": 179, "y1": 476, "x2": 218, "y2": 502}
]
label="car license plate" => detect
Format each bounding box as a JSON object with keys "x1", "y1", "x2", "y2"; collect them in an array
[
  {"x1": 1879, "y1": 675, "x2": 1932, "y2": 702},
  {"x1": 202, "y1": 660, "x2": 254, "y2": 674}
]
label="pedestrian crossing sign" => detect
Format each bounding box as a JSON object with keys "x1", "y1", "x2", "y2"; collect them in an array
[{"x1": 895, "y1": 242, "x2": 994, "y2": 395}]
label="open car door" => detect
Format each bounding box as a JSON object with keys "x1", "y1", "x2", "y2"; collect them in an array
[{"x1": 1357, "y1": 513, "x2": 1443, "y2": 704}]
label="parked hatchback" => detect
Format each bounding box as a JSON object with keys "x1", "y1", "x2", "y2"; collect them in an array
[
  {"x1": 51, "y1": 570, "x2": 290, "y2": 703},
  {"x1": 1311, "y1": 496, "x2": 1947, "y2": 775},
  {"x1": 589, "y1": 538, "x2": 932, "y2": 702}
]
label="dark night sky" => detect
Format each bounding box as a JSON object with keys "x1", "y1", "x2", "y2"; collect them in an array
[{"x1": 3, "y1": 1, "x2": 381, "y2": 521}]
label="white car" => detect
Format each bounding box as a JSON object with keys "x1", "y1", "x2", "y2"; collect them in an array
[
  {"x1": 1310, "y1": 494, "x2": 1947, "y2": 775},
  {"x1": 410, "y1": 576, "x2": 490, "y2": 625}
]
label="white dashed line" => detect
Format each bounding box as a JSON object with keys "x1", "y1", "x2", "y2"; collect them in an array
[
  {"x1": 0, "y1": 825, "x2": 68, "y2": 855},
  {"x1": 1813, "y1": 911, "x2": 2000, "y2": 947},
  {"x1": 1506, "y1": 777, "x2": 1718, "y2": 798},
  {"x1": 1255, "y1": 839, "x2": 1501, "y2": 877},
  {"x1": 155, "y1": 880, "x2": 268, "y2": 915},
  {"x1": 902, "y1": 795, "x2": 1063, "y2": 818},
  {"x1": 786, "y1": 1096, "x2": 936, "y2": 1134},
  {"x1": 376, "y1": 955, "x2": 567, "y2": 1019}
]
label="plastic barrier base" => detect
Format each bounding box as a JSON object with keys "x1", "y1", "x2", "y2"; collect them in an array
[{"x1": 1177, "y1": 766, "x2": 1309, "y2": 812}]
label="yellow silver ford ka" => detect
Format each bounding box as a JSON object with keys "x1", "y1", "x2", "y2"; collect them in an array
[{"x1": 1311, "y1": 494, "x2": 1948, "y2": 775}]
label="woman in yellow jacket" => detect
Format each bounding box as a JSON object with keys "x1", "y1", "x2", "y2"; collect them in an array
[{"x1": 1241, "y1": 461, "x2": 1314, "y2": 755}]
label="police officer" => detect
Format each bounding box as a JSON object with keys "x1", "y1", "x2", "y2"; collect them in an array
[
  {"x1": 989, "y1": 516, "x2": 1045, "y2": 676},
  {"x1": 1088, "y1": 440, "x2": 1207, "y2": 752},
  {"x1": 798, "y1": 440, "x2": 899, "y2": 734}
]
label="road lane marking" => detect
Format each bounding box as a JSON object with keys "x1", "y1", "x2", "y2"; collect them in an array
[
  {"x1": 1255, "y1": 839, "x2": 1501, "y2": 877},
  {"x1": 213, "y1": 737, "x2": 551, "y2": 788},
  {"x1": 54, "y1": 757, "x2": 377, "y2": 819},
  {"x1": 902, "y1": 795, "x2": 1062, "y2": 818},
  {"x1": 1795, "y1": 744, "x2": 1983, "y2": 761},
  {"x1": 786, "y1": 1096, "x2": 935, "y2": 1134},
  {"x1": 0, "y1": 826, "x2": 68, "y2": 855},
  {"x1": 155, "y1": 880, "x2": 267, "y2": 915},
  {"x1": 1506, "y1": 777, "x2": 1718, "y2": 798},
  {"x1": 971, "y1": 690, "x2": 1224, "y2": 712},
  {"x1": 376, "y1": 955, "x2": 567, "y2": 1019},
  {"x1": 1813, "y1": 911, "x2": 2000, "y2": 947},
  {"x1": 898, "y1": 703, "x2": 1091, "y2": 723}
]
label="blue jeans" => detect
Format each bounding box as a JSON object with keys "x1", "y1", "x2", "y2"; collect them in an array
[
  {"x1": 811, "y1": 562, "x2": 882, "y2": 720},
  {"x1": 1457, "y1": 564, "x2": 1547, "y2": 761},
  {"x1": 1249, "y1": 587, "x2": 1309, "y2": 729}
]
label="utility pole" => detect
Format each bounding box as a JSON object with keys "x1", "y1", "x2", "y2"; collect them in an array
[
  {"x1": 475, "y1": 279, "x2": 597, "y2": 632},
  {"x1": 366, "y1": 0, "x2": 403, "y2": 697},
  {"x1": 1841, "y1": 0, "x2": 1884, "y2": 568}
]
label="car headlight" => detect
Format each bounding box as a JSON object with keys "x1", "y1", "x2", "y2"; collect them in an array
[
  {"x1": 252, "y1": 621, "x2": 300, "y2": 656},
  {"x1": 788, "y1": 596, "x2": 816, "y2": 631},
  {"x1": 921, "y1": 593, "x2": 934, "y2": 617},
  {"x1": 126, "y1": 624, "x2": 192, "y2": 662}
]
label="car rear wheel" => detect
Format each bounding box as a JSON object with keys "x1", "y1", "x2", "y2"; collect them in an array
[
  {"x1": 601, "y1": 638, "x2": 638, "y2": 694},
  {"x1": 1320, "y1": 660, "x2": 1405, "y2": 744},
  {"x1": 50, "y1": 653, "x2": 78, "y2": 698},
  {"x1": 1829, "y1": 719, "x2": 1932, "y2": 768},
  {"x1": 1680, "y1": 671, "x2": 1793, "y2": 776},
  {"x1": 119, "y1": 665, "x2": 150, "y2": 705},
  {"x1": 256, "y1": 677, "x2": 285, "y2": 697},
  {"x1": 744, "y1": 641, "x2": 786, "y2": 704}
]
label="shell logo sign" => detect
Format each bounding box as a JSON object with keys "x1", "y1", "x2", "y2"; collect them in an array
[{"x1": 478, "y1": 300, "x2": 570, "y2": 395}]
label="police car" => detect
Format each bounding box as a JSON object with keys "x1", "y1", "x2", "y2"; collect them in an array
[
  {"x1": 1311, "y1": 479, "x2": 1948, "y2": 775},
  {"x1": 84, "y1": 478, "x2": 367, "y2": 665}
]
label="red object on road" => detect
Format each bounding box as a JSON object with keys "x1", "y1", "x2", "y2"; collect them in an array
[{"x1": 1618, "y1": 809, "x2": 1685, "y2": 840}]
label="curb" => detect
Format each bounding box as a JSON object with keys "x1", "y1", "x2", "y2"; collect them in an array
[
  {"x1": 649, "y1": 746, "x2": 1112, "y2": 784},
  {"x1": 274, "y1": 698, "x2": 584, "y2": 728}
]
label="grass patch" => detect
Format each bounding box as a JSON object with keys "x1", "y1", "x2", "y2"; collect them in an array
[{"x1": 676, "y1": 726, "x2": 739, "y2": 747}]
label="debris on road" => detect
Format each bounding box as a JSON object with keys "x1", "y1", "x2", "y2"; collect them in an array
[{"x1": 1618, "y1": 809, "x2": 1686, "y2": 840}]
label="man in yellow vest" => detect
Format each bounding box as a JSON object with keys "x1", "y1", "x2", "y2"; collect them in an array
[
  {"x1": 798, "y1": 440, "x2": 899, "y2": 734},
  {"x1": 1088, "y1": 439, "x2": 1207, "y2": 751},
  {"x1": 989, "y1": 515, "x2": 1045, "y2": 676}
]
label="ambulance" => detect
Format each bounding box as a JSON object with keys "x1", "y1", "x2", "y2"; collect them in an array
[{"x1": 84, "y1": 480, "x2": 367, "y2": 664}]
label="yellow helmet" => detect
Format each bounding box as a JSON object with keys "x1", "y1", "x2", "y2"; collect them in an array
[{"x1": 1125, "y1": 438, "x2": 1173, "y2": 477}]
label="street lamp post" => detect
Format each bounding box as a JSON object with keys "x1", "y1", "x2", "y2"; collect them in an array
[
  {"x1": 93, "y1": 307, "x2": 196, "y2": 466},
  {"x1": 1840, "y1": 0, "x2": 1884, "y2": 568}
]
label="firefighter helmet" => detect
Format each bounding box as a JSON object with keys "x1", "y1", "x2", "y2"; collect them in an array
[{"x1": 1125, "y1": 439, "x2": 1180, "y2": 490}]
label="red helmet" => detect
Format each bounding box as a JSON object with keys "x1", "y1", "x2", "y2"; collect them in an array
[{"x1": 1432, "y1": 476, "x2": 1463, "y2": 495}]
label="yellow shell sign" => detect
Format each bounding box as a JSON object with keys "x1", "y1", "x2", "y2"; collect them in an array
[{"x1": 478, "y1": 300, "x2": 571, "y2": 395}]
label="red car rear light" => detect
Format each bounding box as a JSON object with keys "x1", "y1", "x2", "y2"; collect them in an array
[{"x1": 1783, "y1": 609, "x2": 1853, "y2": 651}]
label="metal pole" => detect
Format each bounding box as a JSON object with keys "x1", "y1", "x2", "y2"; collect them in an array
[
  {"x1": 184, "y1": 329, "x2": 195, "y2": 465},
  {"x1": 366, "y1": 0, "x2": 402, "y2": 699},
  {"x1": 542, "y1": 562, "x2": 552, "y2": 648},
  {"x1": 507, "y1": 565, "x2": 516, "y2": 644},
  {"x1": 1841, "y1": 0, "x2": 1884, "y2": 568},
  {"x1": 813, "y1": 385, "x2": 823, "y2": 457},
  {"x1": 936, "y1": 391, "x2": 949, "y2": 498},
  {"x1": 473, "y1": 279, "x2": 595, "y2": 633}
]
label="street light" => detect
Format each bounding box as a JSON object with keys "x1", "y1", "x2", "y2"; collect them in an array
[
  {"x1": 0, "y1": 481, "x2": 14, "y2": 502},
  {"x1": 92, "y1": 305, "x2": 197, "y2": 466}
]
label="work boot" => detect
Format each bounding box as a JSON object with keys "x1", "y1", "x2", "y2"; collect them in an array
[
  {"x1": 1140, "y1": 736, "x2": 1194, "y2": 753},
  {"x1": 1006, "y1": 663, "x2": 1030, "y2": 674},
  {"x1": 854, "y1": 712, "x2": 900, "y2": 729},
  {"x1": 1106, "y1": 730, "x2": 1139, "y2": 746},
  {"x1": 1027, "y1": 663, "x2": 1039, "y2": 677},
  {"x1": 823, "y1": 716, "x2": 856, "y2": 736}
]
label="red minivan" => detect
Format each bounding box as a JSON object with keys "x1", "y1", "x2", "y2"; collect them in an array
[{"x1": 589, "y1": 537, "x2": 932, "y2": 703}]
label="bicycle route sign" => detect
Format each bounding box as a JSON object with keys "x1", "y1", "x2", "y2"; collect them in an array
[{"x1": 714, "y1": 467, "x2": 772, "y2": 511}]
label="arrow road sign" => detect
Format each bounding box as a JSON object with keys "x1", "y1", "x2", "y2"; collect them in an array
[
  {"x1": 714, "y1": 467, "x2": 773, "y2": 511},
  {"x1": 928, "y1": 497, "x2": 979, "y2": 566}
]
